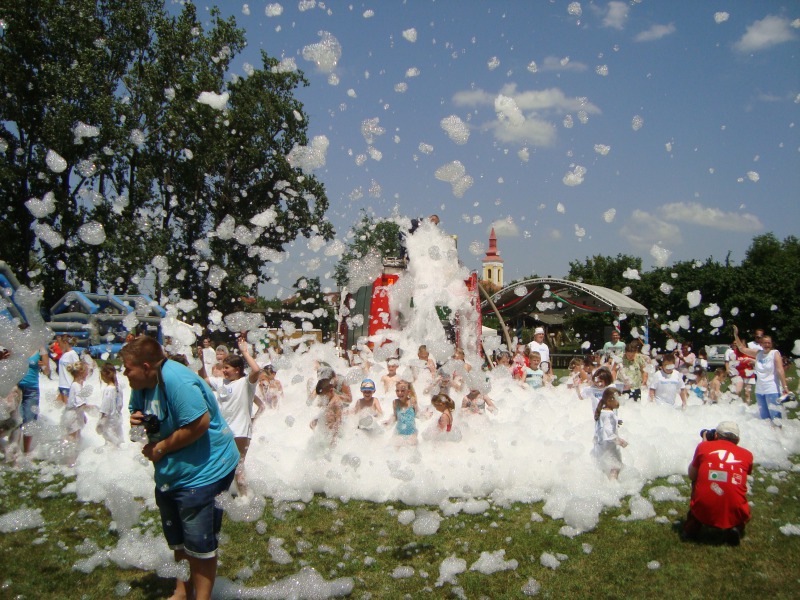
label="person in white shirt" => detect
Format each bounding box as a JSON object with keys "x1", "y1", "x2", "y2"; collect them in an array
[
  {"x1": 747, "y1": 329, "x2": 765, "y2": 351},
  {"x1": 527, "y1": 327, "x2": 550, "y2": 366},
  {"x1": 649, "y1": 355, "x2": 687, "y2": 408},
  {"x1": 62, "y1": 361, "x2": 90, "y2": 442},
  {"x1": 56, "y1": 336, "x2": 80, "y2": 404},
  {"x1": 200, "y1": 336, "x2": 264, "y2": 497},
  {"x1": 593, "y1": 388, "x2": 628, "y2": 479},
  {"x1": 200, "y1": 337, "x2": 217, "y2": 373},
  {"x1": 97, "y1": 363, "x2": 124, "y2": 446},
  {"x1": 734, "y1": 326, "x2": 788, "y2": 427}
]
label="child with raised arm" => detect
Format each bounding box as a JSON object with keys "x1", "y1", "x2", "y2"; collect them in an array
[
  {"x1": 200, "y1": 335, "x2": 263, "y2": 497},
  {"x1": 593, "y1": 387, "x2": 628, "y2": 479},
  {"x1": 97, "y1": 363, "x2": 124, "y2": 446}
]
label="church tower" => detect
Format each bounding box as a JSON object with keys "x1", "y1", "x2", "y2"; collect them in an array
[{"x1": 481, "y1": 227, "x2": 504, "y2": 287}]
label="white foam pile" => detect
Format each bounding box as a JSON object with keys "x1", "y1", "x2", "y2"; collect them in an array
[{"x1": 2, "y1": 226, "x2": 800, "y2": 597}]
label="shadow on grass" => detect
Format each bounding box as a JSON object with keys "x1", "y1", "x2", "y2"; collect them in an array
[
  {"x1": 673, "y1": 520, "x2": 744, "y2": 547},
  {"x1": 125, "y1": 572, "x2": 175, "y2": 600}
]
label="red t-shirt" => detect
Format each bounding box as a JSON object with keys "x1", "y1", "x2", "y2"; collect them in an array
[
  {"x1": 733, "y1": 347, "x2": 755, "y2": 381},
  {"x1": 690, "y1": 439, "x2": 753, "y2": 529}
]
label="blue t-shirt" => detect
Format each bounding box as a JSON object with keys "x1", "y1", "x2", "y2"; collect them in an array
[
  {"x1": 525, "y1": 367, "x2": 544, "y2": 389},
  {"x1": 129, "y1": 360, "x2": 239, "y2": 491},
  {"x1": 19, "y1": 353, "x2": 41, "y2": 388}
]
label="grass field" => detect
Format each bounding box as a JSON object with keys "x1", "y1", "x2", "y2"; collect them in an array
[{"x1": 1, "y1": 452, "x2": 799, "y2": 600}]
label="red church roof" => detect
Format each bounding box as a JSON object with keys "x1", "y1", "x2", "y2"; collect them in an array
[{"x1": 482, "y1": 227, "x2": 504, "y2": 263}]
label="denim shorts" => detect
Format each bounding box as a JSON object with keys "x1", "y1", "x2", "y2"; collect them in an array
[
  {"x1": 19, "y1": 386, "x2": 39, "y2": 424},
  {"x1": 154, "y1": 469, "x2": 235, "y2": 559}
]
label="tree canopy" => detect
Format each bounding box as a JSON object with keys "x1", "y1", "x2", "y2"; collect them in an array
[
  {"x1": 334, "y1": 211, "x2": 403, "y2": 288},
  {"x1": 0, "y1": 0, "x2": 332, "y2": 324},
  {"x1": 562, "y1": 234, "x2": 799, "y2": 353}
]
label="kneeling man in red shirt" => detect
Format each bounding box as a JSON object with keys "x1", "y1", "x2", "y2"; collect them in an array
[{"x1": 683, "y1": 421, "x2": 753, "y2": 545}]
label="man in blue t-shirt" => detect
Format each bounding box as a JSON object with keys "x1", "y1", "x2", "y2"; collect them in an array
[{"x1": 122, "y1": 336, "x2": 239, "y2": 600}]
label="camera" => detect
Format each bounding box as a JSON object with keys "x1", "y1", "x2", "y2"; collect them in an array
[
  {"x1": 141, "y1": 413, "x2": 161, "y2": 435},
  {"x1": 700, "y1": 428, "x2": 716, "y2": 441}
]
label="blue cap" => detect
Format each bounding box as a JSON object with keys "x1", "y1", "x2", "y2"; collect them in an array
[{"x1": 360, "y1": 379, "x2": 376, "y2": 392}]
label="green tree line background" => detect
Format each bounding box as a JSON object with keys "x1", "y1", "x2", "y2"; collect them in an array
[{"x1": 1, "y1": 0, "x2": 331, "y2": 323}]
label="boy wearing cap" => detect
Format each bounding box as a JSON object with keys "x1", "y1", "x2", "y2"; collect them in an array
[
  {"x1": 352, "y1": 379, "x2": 383, "y2": 416},
  {"x1": 683, "y1": 421, "x2": 753, "y2": 545}
]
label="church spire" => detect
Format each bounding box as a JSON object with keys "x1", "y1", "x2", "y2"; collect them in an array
[{"x1": 481, "y1": 227, "x2": 504, "y2": 287}]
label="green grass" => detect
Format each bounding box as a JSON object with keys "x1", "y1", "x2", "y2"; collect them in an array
[{"x1": 2, "y1": 457, "x2": 800, "y2": 599}]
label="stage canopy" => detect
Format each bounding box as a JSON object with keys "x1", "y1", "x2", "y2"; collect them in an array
[{"x1": 481, "y1": 277, "x2": 648, "y2": 325}]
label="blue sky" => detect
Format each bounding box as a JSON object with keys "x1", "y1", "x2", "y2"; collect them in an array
[{"x1": 201, "y1": 1, "x2": 799, "y2": 297}]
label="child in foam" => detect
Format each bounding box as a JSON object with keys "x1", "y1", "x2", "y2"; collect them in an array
[
  {"x1": 62, "y1": 361, "x2": 90, "y2": 442},
  {"x1": 566, "y1": 357, "x2": 587, "y2": 390},
  {"x1": 387, "y1": 380, "x2": 418, "y2": 445},
  {"x1": 648, "y1": 354, "x2": 687, "y2": 408},
  {"x1": 708, "y1": 368, "x2": 726, "y2": 403},
  {"x1": 592, "y1": 388, "x2": 628, "y2": 480},
  {"x1": 200, "y1": 336, "x2": 264, "y2": 497},
  {"x1": 461, "y1": 387, "x2": 498, "y2": 415},
  {"x1": 311, "y1": 378, "x2": 345, "y2": 447},
  {"x1": 352, "y1": 379, "x2": 383, "y2": 416},
  {"x1": 255, "y1": 365, "x2": 283, "y2": 410},
  {"x1": 351, "y1": 379, "x2": 385, "y2": 435},
  {"x1": 97, "y1": 363, "x2": 124, "y2": 446},
  {"x1": 524, "y1": 351, "x2": 552, "y2": 389},
  {"x1": 56, "y1": 335, "x2": 80, "y2": 404},
  {"x1": 381, "y1": 358, "x2": 402, "y2": 396},
  {"x1": 580, "y1": 367, "x2": 614, "y2": 412},
  {"x1": 0, "y1": 386, "x2": 22, "y2": 462}
]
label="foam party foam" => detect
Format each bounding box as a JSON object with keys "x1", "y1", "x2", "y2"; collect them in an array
[{"x1": 2, "y1": 225, "x2": 799, "y2": 594}]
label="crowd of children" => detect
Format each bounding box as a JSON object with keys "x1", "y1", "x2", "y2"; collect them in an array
[{"x1": 1, "y1": 325, "x2": 792, "y2": 488}]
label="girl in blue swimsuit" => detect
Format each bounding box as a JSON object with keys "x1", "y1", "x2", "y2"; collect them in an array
[{"x1": 389, "y1": 380, "x2": 418, "y2": 445}]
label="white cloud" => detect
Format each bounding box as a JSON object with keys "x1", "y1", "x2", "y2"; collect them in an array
[
  {"x1": 490, "y1": 117, "x2": 557, "y2": 146},
  {"x1": 490, "y1": 218, "x2": 519, "y2": 237},
  {"x1": 634, "y1": 23, "x2": 676, "y2": 42},
  {"x1": 538, "y1": 56, "x2": 588, "y2": 72},
  {"x1": 734, "y1": 15, "x2": 797, "y2": 53},
  {"x1": 658, "y1": 202, "x2": 763, "y2": 232},
  {"x1": 455, "y1": 84, "x2": 600, "y2": 115},
  {"x1": 603, "y1": 1, "x2": 629, "y2": 30},
  {"x1": 619, "y1": 210, "x2": 683, "y2": 252},
  {"x1": 452, "y1": 85, "x2": 599, "y2": 147}
]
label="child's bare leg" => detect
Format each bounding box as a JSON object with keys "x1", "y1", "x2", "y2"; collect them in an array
[
  {"x1": 234, "y1": 438, "x2": 249, "y2": 497},
  {"x1": 169, "y1": 549, "x2": 192, "y2": 600}
]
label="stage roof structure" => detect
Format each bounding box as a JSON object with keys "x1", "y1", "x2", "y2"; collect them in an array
[{"x1": 481, "y1": 277, "x2": 648, "y2": 325}]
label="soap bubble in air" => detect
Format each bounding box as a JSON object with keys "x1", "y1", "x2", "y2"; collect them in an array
[
  {"x1": 78, "y1": 222, "x2": 106, "y2": 245},
  {"x1": 46, "y1": 150, "x2": 67, "y2": 173}
]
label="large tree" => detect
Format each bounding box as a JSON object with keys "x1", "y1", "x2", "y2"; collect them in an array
[
  {"x1": 334, "y1": 211, "x2": 403, "y2": 288},
  {"x1": 0, "y1": 0, "x2": 332, "y2": 322}
]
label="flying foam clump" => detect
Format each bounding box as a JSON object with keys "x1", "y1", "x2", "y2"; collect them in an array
[
  {"x1": 435, "y1": 161, "x2": 474, "y2": 197},
  {"x1": 197, "y1": 91, "x2": 229, "y2": 110},
  {"x1": 287, "y1": 135, "x2": 329, "y2": 172},
  {"x1": 440, "y1": 115, "x2": 470, "y2": 145},
  {"x1": 302, "y1": 31, "x2": 342, "y2": 73}
]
